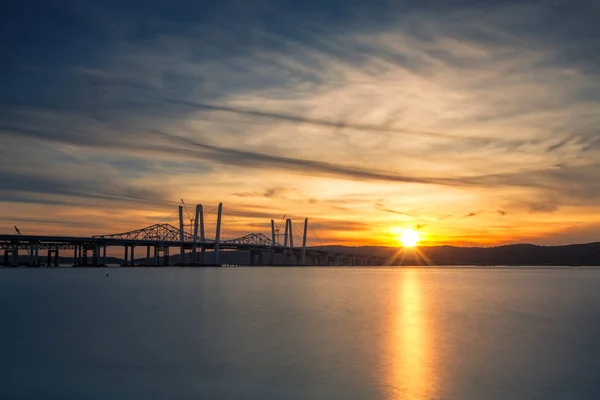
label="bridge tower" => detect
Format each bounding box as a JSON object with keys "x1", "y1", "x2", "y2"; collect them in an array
[
  {"x1": 302, "y1": 218, "x2": 308, "y2": 265},
  {"x1": 179, "y1": 205, "x2": 185, "y2": 259},
  {"x1": 214, "y1": 202, "x2": 223, "y2": 264}
]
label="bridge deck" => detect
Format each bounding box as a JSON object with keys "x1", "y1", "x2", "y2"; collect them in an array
[{"x1": 0, "y1": 234, "x2": 380, "y2": 267}]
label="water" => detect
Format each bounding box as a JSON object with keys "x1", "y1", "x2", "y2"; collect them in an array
[{"x1": 1, "y1": 267, "x2": 600, "y2": 400}]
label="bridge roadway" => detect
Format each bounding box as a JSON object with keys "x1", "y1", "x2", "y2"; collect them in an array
[{"x1": 0, "y1": 234, "x2": 382, "y2": 267}]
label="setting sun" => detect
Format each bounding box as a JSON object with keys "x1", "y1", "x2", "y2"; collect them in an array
[{"x1": 397, "y1": 229, "x2": 420, "y2": 247}]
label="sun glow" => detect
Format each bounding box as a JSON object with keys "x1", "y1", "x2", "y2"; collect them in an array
[{"x1": 393, "y1": 228, "x2": 420, "y2": 247}]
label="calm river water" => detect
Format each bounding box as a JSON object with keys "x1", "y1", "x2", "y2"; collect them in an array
[{"x1": 1, "y1": 267, "x2": 599, "y2": 399}]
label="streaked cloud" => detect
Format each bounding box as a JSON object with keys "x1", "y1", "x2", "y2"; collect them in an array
[{"x1": 1, "y1": 0, "x2": 599, "y2": 245}]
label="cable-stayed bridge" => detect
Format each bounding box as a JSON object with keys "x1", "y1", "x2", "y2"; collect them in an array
[{"x1": 0, "y1": 203, "x2": 382, "y2": 267}]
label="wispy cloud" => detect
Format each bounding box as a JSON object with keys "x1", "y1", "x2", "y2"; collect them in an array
[{"x1": 1, "y1": 0, "x2": 599, "y2": 245}]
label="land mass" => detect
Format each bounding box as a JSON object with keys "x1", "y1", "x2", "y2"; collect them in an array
[{"x1": 315, "y1": 242, "x2": 600, "y2": 266}]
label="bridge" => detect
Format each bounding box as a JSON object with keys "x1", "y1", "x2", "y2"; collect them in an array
[{"x1": 0, "y1": 203, "x2": 385, "y2": 267}]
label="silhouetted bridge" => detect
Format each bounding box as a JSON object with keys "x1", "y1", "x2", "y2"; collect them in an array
[{"x1": 0, "y1": 203, "x2": 383, "y2": 267}]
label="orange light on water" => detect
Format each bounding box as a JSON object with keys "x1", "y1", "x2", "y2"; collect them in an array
[{"x1": 382, "y1": 271, "x2": 438, "y2": 399}]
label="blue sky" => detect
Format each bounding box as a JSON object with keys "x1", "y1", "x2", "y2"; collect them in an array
[{"x1": 1, "y1": 0, "x2": 599, "y2": 245}]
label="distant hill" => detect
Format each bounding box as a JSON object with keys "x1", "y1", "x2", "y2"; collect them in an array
[{"x1": 311, "y1": 242, "x2": 600, "y2": 266}]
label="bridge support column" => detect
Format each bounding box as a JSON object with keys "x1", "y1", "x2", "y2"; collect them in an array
[
  {"x1": 124, "y1": 246, "x2": 129, "y2": 266},
  {"x1": 214, "y1": 203, "x2": 222, "y2": 265},
  {"x1": 29, "y1": 244, "x2": 35, "y2": 266},
  {"x1": 73, "y1": 246, "x2": 78, "y2": 267},
  {"x1": 31, "y1": 245, "x2": 38, "y2": 266},
  {"x1": 92, "y1": 246, "x2": 99, "y2": 266},
  {"x1": 11, "y1": 244, "x2": 18, "y2": 266},
  {"x1": 102, "y1": 245, "x2": 107, "y2": 266},
  {"x1": 153, "y1": 246, "x2": 158, "y2": 266},
  {"x1": 163, "y1": 247, "x2": 170, "y2": 266},
  {"x1": 146, "y1": 246, "x2": 151, "y2": 265},
  {"x1": 130, "y1": 246, "x2": 135, "y2": 266}
]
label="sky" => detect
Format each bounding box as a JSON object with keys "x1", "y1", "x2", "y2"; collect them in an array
[{"x1": 1, "y1": 0, "x2": 599, "y2": 247}]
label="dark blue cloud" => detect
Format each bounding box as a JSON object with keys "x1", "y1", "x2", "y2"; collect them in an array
[
  {"x1": 2, "y1": 0, "x2": 597, "y2": 115},
  {"x1": 1, "y1": 0, "x2": 599, "y2": 211}
]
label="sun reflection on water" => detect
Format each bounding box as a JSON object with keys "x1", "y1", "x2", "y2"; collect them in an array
[{"x1": 383, "y1": 270, "x2": 437, "y2": 400}]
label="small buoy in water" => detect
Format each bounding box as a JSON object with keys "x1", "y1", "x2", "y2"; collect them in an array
[{"x1": 106, "y1": 274, "x2": 109, "y2": 277}]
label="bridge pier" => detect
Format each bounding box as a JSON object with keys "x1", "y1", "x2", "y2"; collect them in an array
[
  {"x1": 29, "y1": 245, "x2": 39, "y2": 266},
  {"x1": 45, "y1": 249, "x2": 58, "y2": 266},
  {"x1": 249, "y1": 249, "x2": 265, "y2": 266},
  {"x1": 11, "y1": 243, "x2": 18, "y2": 266},
  {"x1": 3, "y1": 248, "x2": 14, "y2": 266},
  {"x1": 127, "y1": 246, "x2": 135, "y2": 266},
  {"x1": 28, "y1": 244, "x2": 33, "y2": 266},
  {"x1": 157, "y1": 246, "x2": 168, "y2": 266},
  {"x1": 92, "y1": 245, "x2": 99, "y2": 266}
]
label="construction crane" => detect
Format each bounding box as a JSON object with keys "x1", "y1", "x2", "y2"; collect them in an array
[
  {"x1": 180, "y1": 199, "x2": 195, "y2": 235},
  {"x1": 14, "y1": 226, "x2": 32, "y2": 258},
  {"x1": 274, "y1": 214, "x2": 286, "y2": 245}
]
